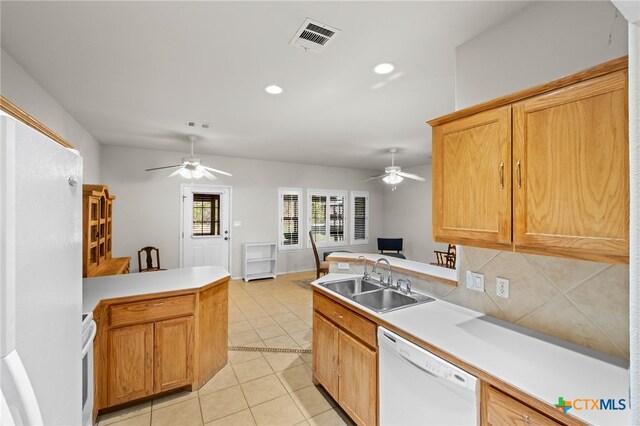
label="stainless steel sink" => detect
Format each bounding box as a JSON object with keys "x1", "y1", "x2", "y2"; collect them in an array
[
  {"x1": 321, "y1": 278, "x2": 382, "y2": 297},
  {"x1": 352, "y1": 289, "x2": 434, "y2": 313},
  {"x1": 319, "y1": 277, "x2": 435, "y2": 313}
]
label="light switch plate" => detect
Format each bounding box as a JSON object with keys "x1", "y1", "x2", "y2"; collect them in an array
[
  {"x1": 496, "y1": 277, "x2": 510, "y2": 298},
  {"x1": 466, "y1": 271, "x2": 485, "y2": 292},
  {"x1": 338, "y1": 262, "x2": 350, "y2": 270}
]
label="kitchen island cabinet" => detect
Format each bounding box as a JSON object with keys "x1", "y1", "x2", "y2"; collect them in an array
[{"x1": 84, "y1": 266, "x2": 229, "y2": 418}]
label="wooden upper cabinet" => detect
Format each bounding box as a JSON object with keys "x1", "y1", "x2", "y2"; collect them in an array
[
  {"x1": 512, "y1": 71, "x2": 629, "y2": 263},
  {"x1": 432, "y1": 106, "x2": 512, "y2": 248},
  {"x1": 429, "y1": 57, "x2": 629, "y2": 264}
]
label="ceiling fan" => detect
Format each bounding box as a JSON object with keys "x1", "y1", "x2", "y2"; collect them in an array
[
  {"x1": 145, "y1": 135, "x2": 232, "y2": 180},
  {"x1": 364, "y1": 148, "x2": 425, "y2": 190}
]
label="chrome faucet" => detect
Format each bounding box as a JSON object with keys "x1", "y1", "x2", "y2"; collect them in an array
[
  {"x1": 372, "y1": 258, "x2": 393, "y2": 288},
  {"x1": 357, "y1": 256, "x2": 370, "y2": 281},
  {"x1": 397, "y1": 278, "x2": 412, "y2": 294}
]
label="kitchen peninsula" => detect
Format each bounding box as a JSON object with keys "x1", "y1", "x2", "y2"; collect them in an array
[{"x1": 83, "y1": 266, "x2": 230, "y2": 419}]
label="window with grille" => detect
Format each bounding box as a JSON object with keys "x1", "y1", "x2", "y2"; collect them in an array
[
  {"x1": 192, "y1": 193, "x2": 220, "y2": 236},
  {"x1": 278, "y1": 188, "x2": 303, "y2": 250},
  {"x1": 308, "y1": 190, "x2": 347, "y2": 247},
  {"x1": 350, "y1": 191, "x2": 369, "y2": 245}
]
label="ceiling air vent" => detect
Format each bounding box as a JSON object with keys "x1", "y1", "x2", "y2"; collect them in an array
[
  {"x1": 290, "y1": 18, "x2": 341, "y2": 53},
  {"x1": 185, "y1": 121, "x2": 212, "y2": 129}
]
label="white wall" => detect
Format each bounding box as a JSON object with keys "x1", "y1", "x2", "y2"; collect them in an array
[
  {"x1": 456, "y1": 1, "x2": 628, "y2": 109},
  {"x1": 100, "y1": 145, "x2": 385, "y2": 278},
  {"x1": 382, "y1": 163, "x2": 448, "y2": 263},
  {"x1": 0, "y1": 49, "x2": 101, "y2": 182}
]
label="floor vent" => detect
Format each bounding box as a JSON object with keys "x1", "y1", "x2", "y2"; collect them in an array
[{"x1": 290, "y1": 18, "x2": 340, "y2": 53}]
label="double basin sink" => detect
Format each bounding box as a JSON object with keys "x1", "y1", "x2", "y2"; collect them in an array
[{"x1": 319, "y1": 277, "x2": 435, "y2": 313}]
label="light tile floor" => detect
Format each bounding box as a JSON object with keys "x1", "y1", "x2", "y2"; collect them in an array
[{"x1": 97, "y1": 272, "x2": 355, "y2": 426}]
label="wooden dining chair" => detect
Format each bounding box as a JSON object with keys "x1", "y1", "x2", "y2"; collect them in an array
[
  {"x1": 433, "y1": 244, "x2": 456, "y2": 269},
  {"x1": 137, "y1": 246, "x2": 161, "y2": 272},
  {"x1": 309, "y1": 231, "x2": 329, "y2": 279}
]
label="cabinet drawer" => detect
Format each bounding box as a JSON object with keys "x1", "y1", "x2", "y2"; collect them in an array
[
  {"x1": 486, "y1": 387, "x2": 561, "y2": 426},
  {"x1": 313, "y1": 291, "x2": 376, "y2": 348},
  {"x1": 110, "y1": 294, "x2": 195, "y2": 327}
]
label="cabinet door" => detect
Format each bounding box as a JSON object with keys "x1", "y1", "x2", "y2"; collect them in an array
[
  {"x1": 432, "y1": 106, "x2": 512, "y2": 248},
  {"x1": 312, "y1": 313, "x2": 339, "y2": 399},
  {"x1": 513, "y1": 71, "x2": 629, "y2": 263},
  {"x1": 107, "y1": 323, "x2": 153, "y2": 406},
  {"x1": 338, "y1": 331, "x2": 376, "y2": 426},
  {"x1": 154, "y1": 316, "x2": 194, "y2": 393},
  {"x1": 486, "y1": 387, "x2": 560, "y2": 426}
]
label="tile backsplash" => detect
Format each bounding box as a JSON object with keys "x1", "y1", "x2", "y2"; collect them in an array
[
  {"x1": 451, "y1": 247, "x2": 629, "y2": 359},
  {"x1": 330, "y1": 247, "x2": 629, "y2": 359}
]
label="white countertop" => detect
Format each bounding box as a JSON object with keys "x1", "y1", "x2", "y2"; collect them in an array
[
  {"x1": 83, "y1": 266, "x2": 230, "y2": 313},
  {"x1": 313, "y1": 273, "x2": 630, "y2": 425},
  {"x1": 326, "y1": 252, "x2": 458, "y2": 283}
]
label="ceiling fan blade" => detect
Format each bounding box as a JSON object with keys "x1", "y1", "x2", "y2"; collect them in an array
[
  {"x1": 397, "y1": 171, "x2": 426, "y2": 181},
  {"x1": 145, "y1": 164, "x2": 182, "y2": 171},
  {"x1": 201, "y1": 165, "x2": 232, "y2": 176},
  {"x1": 201, "y1": 169, "x2": 218, "y2": 180},
  {"x1": 362, "y1": 173, "x2": 388, "y2": 182},
  {"x1": 167, "y1": 168, "x2": 184, "y2": 178}
]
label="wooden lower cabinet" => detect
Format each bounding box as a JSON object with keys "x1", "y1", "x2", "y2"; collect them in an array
[
  {"x1": 312, "y1": 292, "x2": 377, "y2": 426},
  {"x1": 107, "y1": 317, "x2": 193, "y2": 406},
  {"x1": 338, "y1": 331, "x2": 377, "y2": 426},
  {"x1": 154, "y1": 316, "x2": 194, "y2": 393},
  {"x1": 94, "y1": 278, "x2": 229, "y2": 417},
  {"x1": 484, "y1": 386, "x2": 562, "y2": 426},
  {"x1": 312, "y1": 313, "x2": 339, "y2": 399},
  {"x1": 107, "y1": 323, "x2": 153, "y2": 406}
]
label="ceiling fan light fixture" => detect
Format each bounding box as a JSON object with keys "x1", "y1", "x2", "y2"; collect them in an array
[
  {"x1": 382, "y1": 174, "x2": 403, "y2": 185},
  {"x1": 191, "y1": 168, "x2": 204, "y2": 179}
]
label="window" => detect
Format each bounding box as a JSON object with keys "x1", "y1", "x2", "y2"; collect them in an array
[
  {"x1": 192, "y1": 193, "x2": 220, "y2": 236},
  {"x1": 308, "y1": 190, "x2": 347, "y2": 247},
  {"x1": 278, "y1": 188, "x2": 303, "y2": 250},
  {"x1": 350, "y1": 191, "x2": 369, "y2": 245}
]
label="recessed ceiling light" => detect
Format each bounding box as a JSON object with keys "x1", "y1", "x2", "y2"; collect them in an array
[
  {"x1": 374, "y1": 63, "x2": 395, "y2": 75},
  {"x1": 265, "y1": 85, "x2": 283, "y2": 95}
]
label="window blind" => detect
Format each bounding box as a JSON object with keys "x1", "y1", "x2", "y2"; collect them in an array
[
  {"x1": 192, "y1": 193, "x2": 220, "y2": 236},
  {"x1": 354, "y1": 196, "x2": 367, "y2": 240},
  {"x1": 282, "y1": 193, "x2": 299, "y2": 246}
]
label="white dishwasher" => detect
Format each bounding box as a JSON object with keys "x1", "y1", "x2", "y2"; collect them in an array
[{"x1": 378, "y1": 327, "x2": 479, "y2": 425}]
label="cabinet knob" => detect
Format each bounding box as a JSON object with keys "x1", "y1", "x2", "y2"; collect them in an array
[
  {"x1": 68, "y1": 176, "x2": 78, "y2": 187},
  {"x1": 522, "y1": 414, "x2": 530, "y2": 423}
]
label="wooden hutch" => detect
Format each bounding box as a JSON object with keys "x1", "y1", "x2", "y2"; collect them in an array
[{"x1": 83, "y1": 185, "x2": 130, "y2": 277}]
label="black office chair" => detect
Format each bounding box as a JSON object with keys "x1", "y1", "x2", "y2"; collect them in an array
[{"x1": 377, "y1": 238, "x2": 406, "y2": 259}]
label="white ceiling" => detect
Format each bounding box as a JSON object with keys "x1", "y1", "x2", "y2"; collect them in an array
[{"x1": 1, "y1": 1, "x2": 529, "y2": 171}]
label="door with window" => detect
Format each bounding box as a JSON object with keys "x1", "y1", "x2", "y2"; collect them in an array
[{"x1": 181, "y1": 186, "x2": 230, "y2": 270}]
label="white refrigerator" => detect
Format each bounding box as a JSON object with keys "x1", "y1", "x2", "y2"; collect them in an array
[{"x1": 1, "y1": 113, "x2": 83, "y2": 425}]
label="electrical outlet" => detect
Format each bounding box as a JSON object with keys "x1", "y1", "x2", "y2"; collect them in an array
[
  {"x1": 496, "y1": 277, "x2": 510, "y2": 298},
  {"x1": 338, "y1": 262, "x2": 350, "y2": 270},
  {"x1": 466, "y1": 271, "x2": 485, "y2": 292}
]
